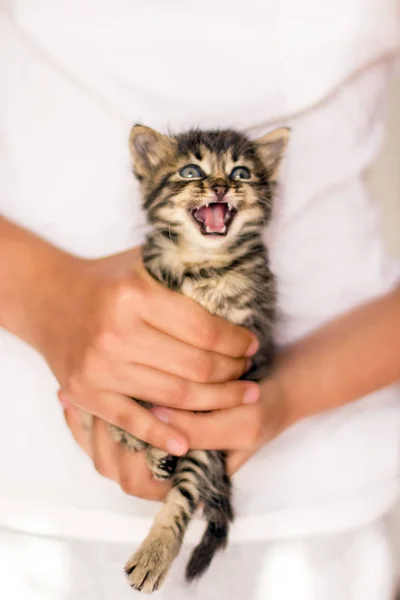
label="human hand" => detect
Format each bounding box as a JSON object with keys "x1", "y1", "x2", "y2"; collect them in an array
[
  {"x1": 59, "y1": 375, "x2": 286, "y2": 501},
  {"x1": 149, "y1": 375, "x2": 291, "y2": 475},
  {"x1": 40, "y1": 246, "x2": 258, "y2": 456},
  {"x1": 60, "y1": 394, "x2": 170, "y2": 501}
]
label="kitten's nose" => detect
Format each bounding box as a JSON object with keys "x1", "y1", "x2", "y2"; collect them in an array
[{"x1": 212, "y1": 184, "x2": 229, "y2": 201}]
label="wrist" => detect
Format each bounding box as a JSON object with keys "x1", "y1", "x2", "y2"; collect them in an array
[
  {"x1": 26, "y1": 250, "x2": 88, "y2": 360},
  {"x1": 259, "y1": 370, "x2": 294, "y2": 438}
]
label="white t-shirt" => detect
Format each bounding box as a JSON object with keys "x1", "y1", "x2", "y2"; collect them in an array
[{"x1": 0, "y1": 0, "x2": 399, "y2": 544}]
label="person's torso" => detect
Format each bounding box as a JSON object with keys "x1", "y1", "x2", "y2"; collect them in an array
[{"x1": 0, "y1": 0, "x2": 399, "y2": 542}]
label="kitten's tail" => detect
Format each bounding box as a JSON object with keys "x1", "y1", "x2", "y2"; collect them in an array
[
  {"x1": 185, "y1": 453, "x2": 234, "y2": 581},
  {"x1": 185, "y1": 509, "x2": 232, "y2": 581}
]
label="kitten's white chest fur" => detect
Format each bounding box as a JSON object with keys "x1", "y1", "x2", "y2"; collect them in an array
[
  {"x1": 180, "y1": 273, "x2": 253, "y2": 324},
  {"x1": 151, "y1": 240, "x2": 254, "y2": 324}
]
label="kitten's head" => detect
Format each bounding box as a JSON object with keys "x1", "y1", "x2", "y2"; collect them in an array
[{"x1": 129, "y1": 126, "x2": 290, "y2": 249}]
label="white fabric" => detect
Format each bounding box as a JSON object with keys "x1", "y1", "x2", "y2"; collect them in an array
[
  {"x1": 0, "y1": 0, "x2": 400, "y2": 556},
  {"x1": 0, "y1": 517, "x2": 397, "y2": 600}
]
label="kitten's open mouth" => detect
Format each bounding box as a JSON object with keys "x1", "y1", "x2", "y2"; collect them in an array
[{"x1": 190, "y1": 202, "x2": 237, "y2": 236}]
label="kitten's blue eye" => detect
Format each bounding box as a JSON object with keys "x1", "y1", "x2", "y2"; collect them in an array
[
  {"x1": 179, "y1": 164, "x2": 205, "y2": 179},
  {"x1": 230, "y1": 166, "x2": 251, "y2": 181}
]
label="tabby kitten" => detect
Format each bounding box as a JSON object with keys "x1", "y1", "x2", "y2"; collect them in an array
[{"x1": 112, "y1": 124, "x2": 289, "y2": 593}]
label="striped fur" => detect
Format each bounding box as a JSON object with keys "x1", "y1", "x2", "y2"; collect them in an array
[{"x1": 114, "y1": 125, "x2": 290, "y2": 593}]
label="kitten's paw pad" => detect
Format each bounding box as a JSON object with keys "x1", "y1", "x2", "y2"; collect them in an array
[{"x1": 125, "y1": 536, "x2": 178, "y2": 593}]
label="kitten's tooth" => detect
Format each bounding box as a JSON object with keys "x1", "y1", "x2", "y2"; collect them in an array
[
  {"x1": 206, "y1": 225, "x2": 211, "y2": 233},
  {"x1": 206, "y1": 203, "x2": 210, "y2": 208}
]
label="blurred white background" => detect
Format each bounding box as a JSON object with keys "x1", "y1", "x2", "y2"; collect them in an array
[
  {"x1": 366, "y1": 75, "x2": 400, "y2": 577},
  {"x1": 367, "y1": 77, "x2": 400, "y2": 258}
]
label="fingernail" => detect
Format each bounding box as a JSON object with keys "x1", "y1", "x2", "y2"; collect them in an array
[
  {"x1": 246, "y1": 337, "x2": 259, "y2": 357},
  {"x1": 152, "y1": 410, "x2": 187, "y2": 455},
  {"x1": 151, "y1": 407, "x2": 170, "y2": 424},
  {"x1": 243, "y1": 384, "x2": 260, "y2": 404},
  {"x1": 167, "y1": 439, "x2": 186, "y2": 456}
]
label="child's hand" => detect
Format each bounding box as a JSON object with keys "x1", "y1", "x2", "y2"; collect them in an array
[
  {"x1": 149, "y1": 376, "x2": 289, "y2": 475},
  {"x1": 59, "y1": 377, "x2": 283, "y2": 501},
  {"x1": 29, "y1": 243, "x2": 258, "y2": 456},
  {"x1": 60, "y1": 392, "x2": 170, "y2": 501}
]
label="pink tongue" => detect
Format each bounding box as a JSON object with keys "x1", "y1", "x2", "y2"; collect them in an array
[{"x1": 198, "y1": 204, "x2": 226, "y2": 232}]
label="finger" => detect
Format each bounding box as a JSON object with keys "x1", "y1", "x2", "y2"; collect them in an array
[
  {"x1": 90, "y1": 417, "x2": 120, "y2": 482},
  {"x1": 64, "y1": 390, "x2": 188, "y2": 456},
  {"x1": 117, "y1": 445, "x2": 170, "y2": 501},
  {"x1": 151, "y1": 404, "x2": 265, "y2": 451},
  {"x1": 63, "y1": 403, "x2": 169, "y2": 501},
  {"x1": 127, "y1": 323, "x2": 249, "y2": 383},
  {"x1": 136, "y1": 275, "x2": 258, "y2": 358},
  {"x1": 63, "y1": 405, "x2": 93, "y2": 458},
  {"x1": 61, "y1": 393, "x2": 170, "y2": 500},
  {"x1": 97, "y1": 364, "x2": 260, "y2": 410}
]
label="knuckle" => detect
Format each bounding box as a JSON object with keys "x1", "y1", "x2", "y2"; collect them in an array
[
  {"x1": 190, "y1": 354, "x2": 213, "y2": 383},
  {"x1": 111, "y1": 277, "x2": 147, "y2": 311},
  {"x1": 141, "y1": 420, "x2": 164, "y2": 450},
  {"x1": 194, "y1": 321, "x2": 217, "y2": 349},
  {"x1": 111, "y1": 278, "x2": 135, "y2": 303},
  {"x1": 94, "y1": 329, "x2": 118, "y2": 355},
  {"x1": 116, "y1": 409, "x2": 149, "y2": 443},
  {"x1": 235, "y1": 358, "x2": 247, "y2": 377},
  {"x1": 115, "y1": 411, "x2": 134, "y2": 436},
  {"x1": 228, "y1": 330, "x2": 249, "y2": 358},
  {"x1": 169, "y1": 378, "x2": 189, "y2": 407},
  {"x1": 104, "y1": 277, "x2": 149, "y2": 333}
]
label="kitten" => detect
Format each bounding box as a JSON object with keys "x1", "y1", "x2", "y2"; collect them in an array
[{"x1": 96, "y1": 124, "x2": 289, "y2": 593}]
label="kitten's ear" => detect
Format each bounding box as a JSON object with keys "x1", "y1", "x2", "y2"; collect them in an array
[
  {"x1": 254, "y1": 127, "x2": 291, "y2": 181},
  {"x1": 129, "y1": 125, "x2": 176, "y2": 174}
]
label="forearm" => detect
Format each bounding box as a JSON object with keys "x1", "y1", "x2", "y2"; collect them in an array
[
  {"x1": 277, "y1": 287, "x2": 400, "y2": 425},
  {"x1": 0, "y1": 217, "x2": 79, "y2": 352}
]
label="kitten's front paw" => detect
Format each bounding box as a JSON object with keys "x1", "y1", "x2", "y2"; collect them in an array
[
  {"x1": 125, "y1": 532, "x2": 179, "y2": 593},
  {"x1": 146, "y1": 447, "x2": 178, "y2": 480}
]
